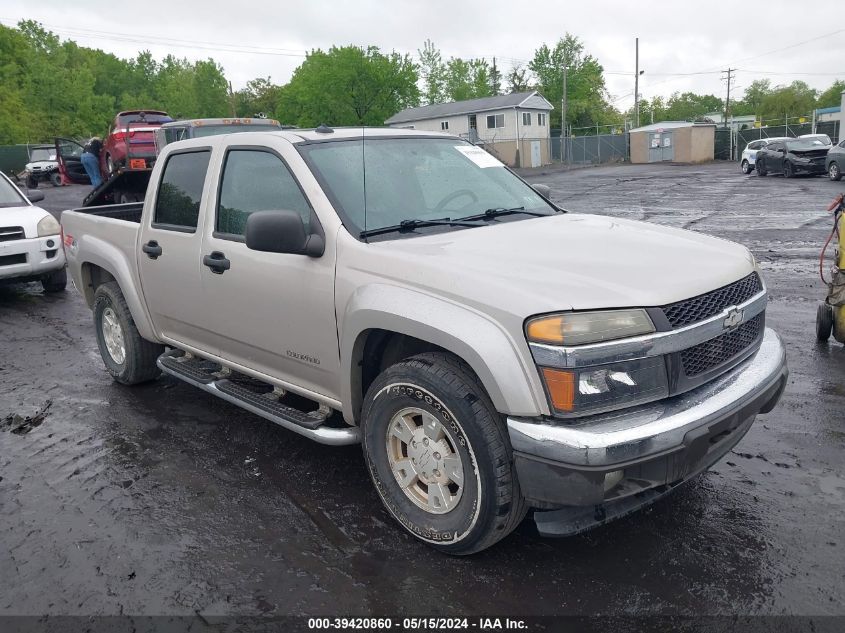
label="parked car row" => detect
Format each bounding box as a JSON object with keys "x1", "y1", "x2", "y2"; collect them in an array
[{"x1": 740, "y1": 134, "x2": 842, "y2": 180}]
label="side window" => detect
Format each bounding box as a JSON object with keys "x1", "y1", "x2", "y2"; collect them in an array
[
  {"x1": 522, "y1": 112, "x2": 531, "y2": 125},
  {"x1": 217, "y1": 150, "x2": 311, "y2": 237},
  {"x1": 839, "y1": 140, "x2": 845, "y2": 148},
  {"x1": 153, "y1": 150, "x2": 211, "y2": 230},
  {"x1": 748, "y1": 141, "x2": 761, "y2": 150},
  {"x1": 766, "y1": 142, "x2": 781, "y2": 152}
]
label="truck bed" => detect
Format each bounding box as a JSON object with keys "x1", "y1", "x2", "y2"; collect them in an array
[
  {"x1": 61, "y1": 203, "x2": 144, "y2": 311},
  {"x1": 65, "y1": 202, "x2": 144, "y2": 223}
]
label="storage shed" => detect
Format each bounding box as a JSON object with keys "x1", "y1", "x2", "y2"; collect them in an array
[{"x1": 629, "y1": 121, "x2": 715, "y2": 164}]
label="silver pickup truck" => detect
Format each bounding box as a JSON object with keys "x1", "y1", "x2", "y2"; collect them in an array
[{"x1": 62, "y1": 128, "x2": 788, "y2": 554}]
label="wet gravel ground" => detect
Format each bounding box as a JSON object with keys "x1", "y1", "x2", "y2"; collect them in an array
[{"x1": 1, "y1": 162, "x2": 844, "y2": 618}]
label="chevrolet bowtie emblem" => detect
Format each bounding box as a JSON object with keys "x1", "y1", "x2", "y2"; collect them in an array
[{"x1": 723, "y1": 307, "x2": 744, "y2": 329}]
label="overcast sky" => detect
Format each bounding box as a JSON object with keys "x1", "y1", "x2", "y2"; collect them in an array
[{"x1": 2, "y1": 0, "x2": 843, "y2": 112}]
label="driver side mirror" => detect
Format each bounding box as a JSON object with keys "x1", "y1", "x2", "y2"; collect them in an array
[
  {"x1": 532, "y1": 184, "x2": 551, "y2": 198},
  {"x1": 245, "y1": 210, "x2": 324, "y2": 257},
  {"x1": 26, "y1": 190, "x2": 45, "y2": 203}
]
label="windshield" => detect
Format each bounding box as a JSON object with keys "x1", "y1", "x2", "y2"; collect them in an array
[
  {"x1": 786, "y1": 139, "x2": 828, "y2": 151},
  {"x1": 29, "y1": 148, "x2": 55, "y2": 162},
  {"x1": 0, "y1": 175, "x2": 26, "y2": 207},
  {"x1": 299, "y1": 137, "x2": 555, "y2": 238}
]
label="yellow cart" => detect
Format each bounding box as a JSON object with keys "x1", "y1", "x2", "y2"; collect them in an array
[{"x1": 817, "y1": 193, "x2": 845, "y2": 344}]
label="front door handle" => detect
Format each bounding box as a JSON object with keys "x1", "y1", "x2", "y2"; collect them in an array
[
  {"x1": 202, "y1": 251, "x2": 230, "y2": 274},
  {"x1": 142, "y1": 240, "x2": 162, "y2": 259}
]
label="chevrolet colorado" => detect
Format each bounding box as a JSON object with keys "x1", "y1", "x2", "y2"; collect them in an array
[{"x1": 61, "y1": 128, "x2": 788, "y2": 554}]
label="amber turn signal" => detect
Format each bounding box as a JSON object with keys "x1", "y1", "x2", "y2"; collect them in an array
[{"x1": 541, "y1": 367, "x2": 575, "y2": 412}]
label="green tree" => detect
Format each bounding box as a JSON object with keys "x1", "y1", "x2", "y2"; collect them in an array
[
  {"x1": 236, "y1": 77, "x2": 281, "y2": 118},
  {"x1": 663, "y1": 92, "x2": 722, "y2": 121},
  {"x1": 816, "y1": 80, "x2": 845, "y2": 109},
  {"x1": 759, "y1": 80, "x2": 817, "y2": 121},
  {"x1": 528, "y1": 34, "x2": 615, "y2": 129},
  {"x1": 734, "y1": 79, "x2": 772, "y2": 117},
  {"x1": 276, "y1": 45, "x2": 419, "y2": 126},
  {"x1": 507, "y1": 64, "x2": 531, "y2": 93},
  {"x1": 417, "y1": 39, "x2": 446, "y2": 105}
]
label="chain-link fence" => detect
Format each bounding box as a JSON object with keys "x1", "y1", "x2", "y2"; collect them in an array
[{"x1": 550, "y1": 128, "x2": 628, "y2": 165}]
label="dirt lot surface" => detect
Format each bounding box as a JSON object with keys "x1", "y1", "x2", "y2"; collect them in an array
[{"x1": 1, "y1": 162, "x2": 843, "y2": 618}]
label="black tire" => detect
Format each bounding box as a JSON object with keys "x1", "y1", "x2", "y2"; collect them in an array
[
  {"x1": 105, "y1": 154, "x2": 116, "y2": 176},
  {"x1": 817, "y1": 303, "x2": 834, "y2": 342},
  {"x1": 361, "y1": 352, "x2": 527, "y2": 555},
  {"x1": 49, "y1": 171, "x2": 62, "y2": 187},
  {"x1": 41, "y1": 268, "x2": 67, "y2": 293},
  {"x1": 756, "y1": 160, "x2": 767, "y2": 176},
  {"x1": 93, "y1": 281, "x2": 163, "y2": 385},
  {"x1": 829, "y1": 162, "x2": 842, "y2": 182},
  {"x1": 26, "y1": 175, "x2": 38, "y2": 189},
  {"x1": 783, "y1": 161, "x2": 794, "y2": 178},
  {"x1": 741, "y1": 160, "x2": 751, "y2": 175}
]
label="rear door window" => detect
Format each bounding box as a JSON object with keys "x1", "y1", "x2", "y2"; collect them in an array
[
  {"x1": 153, "y1": 151, "x2": 211, "y2": 231},
  {"x1": 216, "y1": 150, "x2": 311, "y2": 238}
]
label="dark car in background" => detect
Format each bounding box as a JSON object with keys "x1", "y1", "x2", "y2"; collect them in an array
[
  {"x1": 825, "y1": 139, "x2": 845, "y2": 181},
  {"x1": 755, "y1": 138, "x2": 829, "y2": 178},
  {"x1": 101, "y1": 110, "x2": 172, "y2": 176}
]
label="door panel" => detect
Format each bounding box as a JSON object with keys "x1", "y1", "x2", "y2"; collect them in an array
[
  {"x1": 138, "y1": 149, "x2": 217, "y2": 352},
  {"x1": 55, "y1": 138, "x2": 91, "y2": 184},
  {"x1": 200, "y1": 145, "x2": 339, "y2": 400}
]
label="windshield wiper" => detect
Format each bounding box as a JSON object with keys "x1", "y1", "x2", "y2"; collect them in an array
[
  {"x1": 359, "y1": 217, "x2": 482, "y2": 238},
  {"x1": 456, "y1": 206, "x2": 549, "y2": 222}
]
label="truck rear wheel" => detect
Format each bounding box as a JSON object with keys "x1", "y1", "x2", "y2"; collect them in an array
[
  {"x1": 361, "y1": 352, "x2": 526, "y2": 555},
  {"x1": 93, "y1": 281, "x2": 163, "y2": 385}
]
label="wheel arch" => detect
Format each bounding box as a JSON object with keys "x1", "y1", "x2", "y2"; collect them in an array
[
  {"x1": 340, "y1": 285, "x2": 547, "y2": 425},
  {"x1": 78, "y1": 251, "x2": 157, "y2": 341}
]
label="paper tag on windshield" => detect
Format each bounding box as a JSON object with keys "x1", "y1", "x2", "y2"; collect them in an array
[{"x1": 454, "y1": 145, "x2": 504, "y2": 168}]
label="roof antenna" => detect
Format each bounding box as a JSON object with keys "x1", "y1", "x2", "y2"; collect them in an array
[{"x1": 315, "y1": 124, "x2": 334, "y2": 134}]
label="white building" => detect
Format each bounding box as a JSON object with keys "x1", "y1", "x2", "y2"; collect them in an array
[
  {"x1": 702, "y1": 112, "x2": 757, "y2": 131},
  {"x1": 385, "y1": 91, "x2": 554, "y2": 167}
]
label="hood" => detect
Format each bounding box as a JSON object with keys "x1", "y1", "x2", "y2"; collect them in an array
[
  {"x1": 0, "y1": 204, "x2": 51, "y2": 236},
  {"x1": 345, "y1": 214, "x2": 755, "y2": 320},
  {"x1": 26, "y1": 160, "x2": 58, "y2": 170}
]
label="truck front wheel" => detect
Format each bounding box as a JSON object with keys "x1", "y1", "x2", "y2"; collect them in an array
[
  {"x1": 93, "y1": 281, "x2": 163, "y2": 385},
  {"x1": 361, "y1": 352, "x2": 526, "y2": 555}
]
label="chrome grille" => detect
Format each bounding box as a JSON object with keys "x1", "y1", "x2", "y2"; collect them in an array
[
  {"x1": 681, "y1": 314, "x2": 763, "y2": 377},
  {"x1": 0, "y1": 226, "x2": 25, "y2": 242},
  {"x1": 662, "y1": 272, "x2": 763, "y2": 328}
]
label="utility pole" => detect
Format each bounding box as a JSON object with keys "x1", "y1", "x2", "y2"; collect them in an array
[
  {"x1": 721, "y1": 68, "x2": 735, "y2": 158},
  {"x1": 228, "y1": 81, "x2": 237, "y2": 117},
  {"x1": 634, "y1": 38, "x2": 640, "y2": 128},
  {"x1": 561, "y1": 65, "x2": 568, "y2": 163}
]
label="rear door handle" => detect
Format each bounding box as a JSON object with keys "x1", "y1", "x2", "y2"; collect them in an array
[
  {"x1": 142, "y1": 240, "x2": 162, "y2": 259},
  {"x1": 202, "y1": 251, "x2": 230, "y2": 274}
]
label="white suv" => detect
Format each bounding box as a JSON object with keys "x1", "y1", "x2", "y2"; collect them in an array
[
  {"x1": 741, "y1": 137, "x2": 792, "y2": 174},
  {"x1": 0, "y1": 172, "x2": 66, "y2": 292}
]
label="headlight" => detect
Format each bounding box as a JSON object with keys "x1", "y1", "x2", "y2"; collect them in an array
[
  {"x1": 526, "y1": 309, "x2": 655, "y2": 346},
  {"x1": 540, "y1": 357, "x2": 669, "y2": 416},
  {"x1": 37, "y1": 214, "x2": 61, "y2": 237}
]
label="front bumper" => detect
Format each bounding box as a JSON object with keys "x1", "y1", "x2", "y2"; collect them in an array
[
  {"x1": 508, "y1": 328, "x2": 787, "y2": 534},
  {"x1": 0, "y1": 234, "x2": 65, "y2": 281},
  {"x1": 793, "y1": 160, "x2": 826, "y2": 175}
]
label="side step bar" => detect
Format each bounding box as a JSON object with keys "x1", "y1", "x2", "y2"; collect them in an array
[{"x1": 157, "y1": 350, "x2": 360, "y2": 446}]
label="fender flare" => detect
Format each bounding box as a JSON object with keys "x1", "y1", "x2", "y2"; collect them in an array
[{"x1": 340, "y1": 284, "x2": 547, "y2": 424}]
